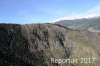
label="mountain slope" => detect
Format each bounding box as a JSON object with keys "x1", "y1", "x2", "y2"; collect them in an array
[
  {"x1": 55, "y1": 17, "x2": 100, "y2": 30},
  {"x1": 0, "y1": 24, "x2": 100, "y2": 66}
]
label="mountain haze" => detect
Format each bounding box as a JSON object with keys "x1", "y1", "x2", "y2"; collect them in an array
[{"x1": 55, "y1": 16, "x2": 100, "y2": 30}]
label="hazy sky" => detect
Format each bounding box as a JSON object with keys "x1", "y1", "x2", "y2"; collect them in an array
[{"x1": 0, "y1": 0, "x2": 100, "y2": 24}]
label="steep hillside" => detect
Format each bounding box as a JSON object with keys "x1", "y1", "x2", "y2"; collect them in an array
[
  {"x1": 0, "y1": 24, "x2": 100, "y2": 66},
  {"x1": 55, "y1": 17, "x2": 100, "y2": 30}
]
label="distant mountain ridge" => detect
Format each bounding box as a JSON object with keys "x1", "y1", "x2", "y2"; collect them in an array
[{"x1": 55, "y1": 16, "x2": 100, "y2": 30}]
